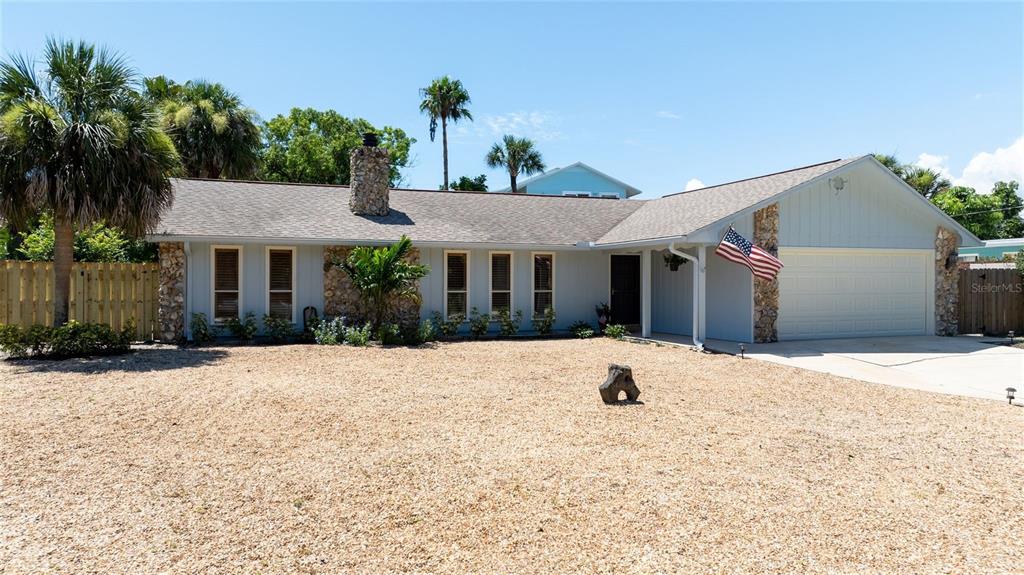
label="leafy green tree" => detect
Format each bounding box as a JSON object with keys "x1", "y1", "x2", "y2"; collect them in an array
[
  {"x1": 992, "y1": 181, "x2": 1024, "y2": 238},
  {"x1": 0, "y1": 40, "x2": 178, "y2": 325},
  {"x1": 874, "y1": 153, "x2": 951, "y2": 198},
  {"x1": 419, "y1": 76, "x2": 472, "y2": 190},
  {"x1": 261, "y1": 108, "x2": 413, "y2": 186},
  {"x1": 445, "y1": 174, "x2": 488, "y2": 191},
  {"x1": 930, "y1": 186, "x2": 1003, "y2": 239},
  {"x1": 15, "y1": 213, "x2": 155, "y2": 262},
  {"x1": 149, "y1": 78, "x2": 260, "y2": 179},
  {"x1": 338, "y1": 235, "x2": 429, "y2": 333},
  {"x1": 486, "y1": 135, "x2": 546, "y2": 194}
]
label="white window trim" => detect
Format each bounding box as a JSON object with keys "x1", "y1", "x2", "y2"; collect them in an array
[
  {"x1": 599, "y1": 193, "x2": 620, "y2": 199},
  {"x1": 531, "y1": 251, "x2": 556, "y2": 318},
  {"x1": 562, "y1": 191, "x2": 592, "y2": 197},
  {"x1": 210, "y1": 244, "x2": 243, "y2": 324},
  {"x1": 443, "y1": 250, "x2": 470, "y2": 320},
  {"x1": 488, "y1": 251, "x2": 514, "y2": 318},
  {"x1": 265, "y1": 246, "x2": 298, "y2": 324}
]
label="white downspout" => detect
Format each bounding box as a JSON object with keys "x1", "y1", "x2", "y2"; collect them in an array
[{"x1": 669, "y1": 241, "x2": 703, "y2": 351}]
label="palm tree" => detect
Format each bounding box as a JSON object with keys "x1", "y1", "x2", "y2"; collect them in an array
[
  {"x1": 151, "y1": 79, "x2": 260, "y2": 179},
  {"x1": 485, "y1": 135, "x2": 546, "y2": 194},
  {"x1": 419, "y1": 76, "x2": 472, "y2": 190},
  {"x1": 0, "y1": 39, "x2": 179, "y2": 326},
  {"x1": 338, "y1": 235, "x2": 429, "y2": 333}
]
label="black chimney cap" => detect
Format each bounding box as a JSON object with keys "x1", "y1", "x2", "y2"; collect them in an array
[{"x1": 362, "y1": 132, "x2": 379, "y2": 147}]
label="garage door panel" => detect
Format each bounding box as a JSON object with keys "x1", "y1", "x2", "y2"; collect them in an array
[{"x1": 778, "y1": 249, "x2": 930, "y2": 340}]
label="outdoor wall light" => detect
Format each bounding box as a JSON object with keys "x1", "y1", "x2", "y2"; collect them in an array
[
  {"x1": 739, "y1": 343, "x2": 746, "y2": 359},
  {"x1": 1008, "y1": 387, "x2": 1016, "y2": 405}
]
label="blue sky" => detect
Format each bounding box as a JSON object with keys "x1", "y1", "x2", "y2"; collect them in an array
[{"x1": 2, "y1": 1, "x2": 1021, "y2": 198}]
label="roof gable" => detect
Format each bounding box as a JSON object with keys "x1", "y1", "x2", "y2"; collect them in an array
[{"x1": 495, "y1": 162, "x2": 642, "y2": 197}]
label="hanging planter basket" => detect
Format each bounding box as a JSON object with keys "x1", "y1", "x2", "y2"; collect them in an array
[{"x1": 664, "y1": 253, "x2": 688, "y2": 271}]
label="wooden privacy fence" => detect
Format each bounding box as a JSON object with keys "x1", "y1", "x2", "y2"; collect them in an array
[
  {"x1": 0, "y1": 260, "x2": 159, "y2": 340},
  {"x1": 958, "y1": 267, "x2": 1024, "y2": 335}
]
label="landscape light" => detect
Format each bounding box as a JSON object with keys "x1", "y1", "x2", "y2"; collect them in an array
[
  {"x1": 1008, "y1": 387, "x2": 1017, "y2": 405},
  {"x1": 1009, "y1": 331, "x2": 1016, "y2": 345},
  {"x1": 739, "y1": 343, "x2": 746, "y2": 359}
]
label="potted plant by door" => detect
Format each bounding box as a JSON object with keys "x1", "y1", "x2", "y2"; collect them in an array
[{"x1": 595, "y1": 302, "x2": 612, "y2": 334}]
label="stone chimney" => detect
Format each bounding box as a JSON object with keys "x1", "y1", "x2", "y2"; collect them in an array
[{"x1": 349, "y1": 132, "x2": 390, "y2": 216}]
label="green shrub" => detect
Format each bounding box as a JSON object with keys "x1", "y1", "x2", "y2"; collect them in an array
[
  {"x1": 569, "y1": 320, "x2": 595, "y2": 339},
  {"x1": 312, "y1": 317, "x2": 346, "y2": 345},
  {"x1": 377, "y1": 322, "x2": 404, "y2": 345},
  {"x1": 262, "y1": 315, "x2": 296, "y2": 343},
  {"x1": 224, "y1": 312, "x2": 258, "y2": 341},
  {"x1": 431, "y1": 311, "x2": 464, "y2": 339},
  {"x1": 415, "y1": 318, "x2": 438, "y2": 343},
  {"x1": 604, "y1": 324, "x2": 628, "y2": 340},
  {"x1": 344, "y1": 323, "x2": 372, "y2": 346},
  {"x1": 531, "y1": 306, "x2": 556, "y2": 335},
  {"x1": 493, "y1": 308, "x2": 523, "y2": 337},
  {"x1": 190, "y1": 313, "x2": 217, "y2": 345},
  {"x1": 0, "y1": 321, "x2": 133, "y2": 359},
  {"x1": 469, "y1": 308, "x2": 490, "y2": 338}
]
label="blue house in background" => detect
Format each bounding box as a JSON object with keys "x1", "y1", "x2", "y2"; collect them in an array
[
  {"x1": 494, "y1": 162, "x2": 642, "y2": 198},
  {"x1": 958, "y1": 238, "x2": 1024, "y2": 261}
]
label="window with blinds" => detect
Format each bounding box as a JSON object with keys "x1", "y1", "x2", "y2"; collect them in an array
[
  {"x1": 533, "y1": 253, "x2": 554, "y2": 317},
  {"x1": 213, "y1": 247, "x2": 241, "y2": 321},
  {"x1": 490, "y1": 252, "x2": 512, "y2": 314},
  {"x1": 267, "y1": 248, "x2": 294, "y2": 321},
  {"x1": 445, "y1": 251, "x2": 468, "y2": 319}
]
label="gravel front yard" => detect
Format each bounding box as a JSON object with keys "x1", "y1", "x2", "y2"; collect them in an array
[{"x1": 1, "y1": 339, "x2": 1021, "y2": 574}]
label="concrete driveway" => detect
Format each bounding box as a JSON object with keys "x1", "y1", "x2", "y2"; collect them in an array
[{"x1": 708, "y1": 336, "x2": 1024, "y2": 401}]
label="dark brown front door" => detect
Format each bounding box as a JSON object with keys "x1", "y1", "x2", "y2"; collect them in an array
[{"x1": 610, "y1": 255, "x2": 641, "y2": 326}]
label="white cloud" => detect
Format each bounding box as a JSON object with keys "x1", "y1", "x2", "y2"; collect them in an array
[
  {"x1": 656, "y1": 110, "x2": 682, "y2": 120},
  {"x1": 957, "y1": 137, "x2": 1024, "y2": 193},
  {"x1": 684, "y1": 178, "x2": 705, "y2": 191},
  {"x1": 915, "y1": 138, "x2": 1024, "y2": 194},
  {"x1": 481, "y1": 111, "x2": 562, "y2": 141},
  {"x1": 913, "y1": 152, "x2": 955, "y2": 182}
]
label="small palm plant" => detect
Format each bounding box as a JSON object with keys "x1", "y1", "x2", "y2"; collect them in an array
[
  {"x1": 338, "y1": 236, "x2": 429, "y2": 334},
  {"x1": 419, "y1": 76, "x2": 472, "y2": 190},
  {"x1": 485, "y1": 135, "x2": 546, "y2": 194}
]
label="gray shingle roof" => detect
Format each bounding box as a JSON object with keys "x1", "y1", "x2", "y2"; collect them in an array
[
  {"x1": 594, "y1": 157, "x2": 861, "y2": 245},
  {"x1": 151, "y1": 157, "x2": 866, "y2": 247},
  {"x1": 153, "y1": 179, "x2": 646, "y2": 246}
]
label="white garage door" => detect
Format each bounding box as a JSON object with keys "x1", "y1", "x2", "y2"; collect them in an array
[{"x1": 777, "y1": 248, "x2": 933, "y2": 340}]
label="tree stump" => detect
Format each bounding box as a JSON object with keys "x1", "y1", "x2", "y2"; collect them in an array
[{"x1": 599, "y1": 363, "x2": 640, "y2": 404}]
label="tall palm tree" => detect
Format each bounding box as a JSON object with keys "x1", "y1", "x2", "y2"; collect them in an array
[
  {"x1": 0, "y1": 39, "x2": 179, "y2": 326},
  {"x1": 151, "y1": 79, "x2": 260, "y2": 179},
  {"x1": 485, "y1": 135, "x2": 546, "y2": 194},
  {"x1": 419, "y1": 76, "x2": 472, "y2": 190}
]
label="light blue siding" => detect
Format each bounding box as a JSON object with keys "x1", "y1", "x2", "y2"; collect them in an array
[
  {"x1": 186, "y1": 242, "x2": 323, "y2": 336},
  {"x1": 778, "y1": 162, "x2": 939, "y2": 249},
  {"x1": 520, "y1": 165, "x2": 627, "y2": 198},
  {"x1": 652, "y1": 248, "x2": 694, "y2": 335},
  {"x1": 419, "y1": 247, "x2": 609, "y2": 333}
]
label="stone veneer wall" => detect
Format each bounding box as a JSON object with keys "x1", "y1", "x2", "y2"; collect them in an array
[
  {"x1": 323, "y1": 246, "x2": 421, "y2": 327},
  {"x1": 349, "y1": 146, "x2": 390, "y2": 216},
  {"x1": 752, "y1": 203, "x2": 780, "y2": 343},
  {"x1": 158, "y1": 242, "x2": 186, "y2": 343},
  {"x1": 934, "y1": 226, "x2": 959, "y2": 336}
]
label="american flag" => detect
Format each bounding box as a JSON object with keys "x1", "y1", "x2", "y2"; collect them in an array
[{"x1": 715, "y1": 228, "x2": 784, "y2": 280}]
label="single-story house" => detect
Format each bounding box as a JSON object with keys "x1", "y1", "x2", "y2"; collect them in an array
[
  {"x1": 149, "y1": 139, "x2": 982, "y2": 345},
  {"x1": 493, "y1": 161, "x2": 642, "y2": 198},
  {"x1": 958, "y1": 238, "x2": 1024, "y2": 261}
]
